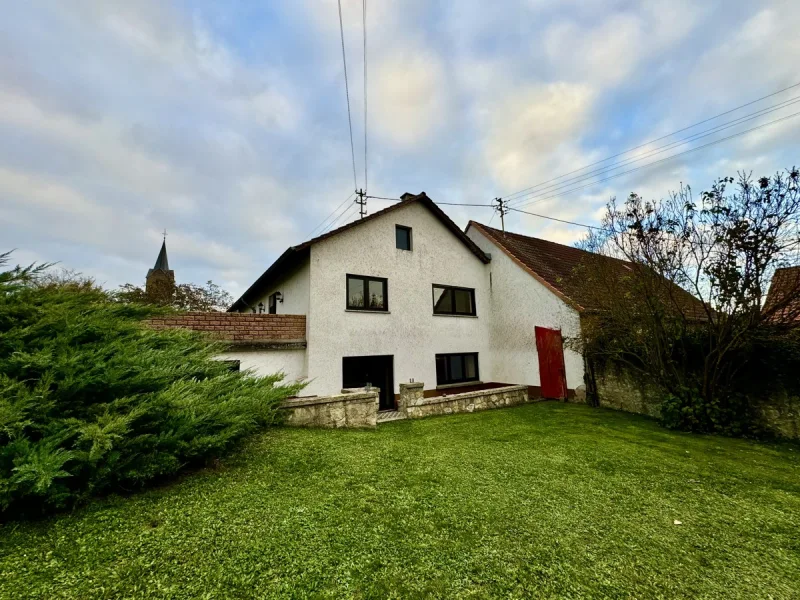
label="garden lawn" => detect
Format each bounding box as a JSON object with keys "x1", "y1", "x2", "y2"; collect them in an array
[{"x1": 2, "y1": 402, "x2": 799, "y2": 599}]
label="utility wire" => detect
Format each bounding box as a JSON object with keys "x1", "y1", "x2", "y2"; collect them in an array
[
  {"x1": 337, "y1": 0, "x2": 358, "y2": 192},
  {"x1": 507, "y1": 207, "x2": 602, "y2": 230},
  {"x1": 513, "y1": 109, "x2": 800, "y2": 210},
  {"x1": 502, "y1": 80, "x2": 800, "y2": 203},
  {"x1": 507, "y1": 95, "x2": 800, "y2": 206},
  {"x1": 362, "y1": 0, "x2": 368, "y2": 193},
  {"x1": 307, "y1": 192, "x2": 355, "y2": 238},
  {"x1": 321, "y1": 197, "x2": 359, "y2": 235}
]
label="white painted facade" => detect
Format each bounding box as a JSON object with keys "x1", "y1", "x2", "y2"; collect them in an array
[
  {"x1": 305, "y1": 201, "x2": 492, "y2": 397},
  {"x1": 250, "y1": 260, "x2": 310, "y2": 317},
  {"x1": 217, "y1": 347, "x2": 306, "y2": 384},
  {"x1": 465, "y1": 227, "x2": 585, "y2": 390},
  {"x1": 232, "y1": 199, "x2": 586, "y2": 399}
]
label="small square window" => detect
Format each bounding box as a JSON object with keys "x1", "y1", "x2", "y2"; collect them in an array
[{"x1": 396, "y1": 225, "x2": 412, "y2": 251}]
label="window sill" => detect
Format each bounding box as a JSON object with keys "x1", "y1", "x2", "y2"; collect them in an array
[
  {"x1": 436, "y1": 381, "x2": 483, "y2": 390},
  {"x1": 345, "y1": 309, "x2": 391, "y2": 314},
  {"x1": 432, "y1": 313, "x2": 478, "y2": 318}
]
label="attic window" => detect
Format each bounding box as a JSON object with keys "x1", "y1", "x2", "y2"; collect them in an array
[{"x1": 396, "y1": 225, "x2": 412, "y2": 251}]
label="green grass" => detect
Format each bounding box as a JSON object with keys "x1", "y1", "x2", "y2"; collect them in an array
[{"x1": 2, "y1": 403, "x2": 799, "y2": 599}]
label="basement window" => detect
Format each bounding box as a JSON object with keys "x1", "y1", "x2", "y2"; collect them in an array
[
  {"x1": 435, "y1": 353, "x2": 479, "y2": 385},
  {"x1": 346, "y1": 274, "x2": 388, "y2": 311},
  {"x1": 396, "y1": 225, "x2": 412, "y2": 251},
  {"x1": 432, "y1": 284, "x2": 476, "y2": 316}
]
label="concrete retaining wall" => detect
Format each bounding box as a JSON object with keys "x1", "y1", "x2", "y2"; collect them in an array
[
  {"x1": 399, "y1": 382, "x2": 529, "y2": 419},
  {"x1": 281, "y1": 389, "x2": 378, "y2": 428}
]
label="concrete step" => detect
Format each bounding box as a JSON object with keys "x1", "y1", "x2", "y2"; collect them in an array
[{"x1": 377, "y1": 410, "x2": 407, "y2": 424}]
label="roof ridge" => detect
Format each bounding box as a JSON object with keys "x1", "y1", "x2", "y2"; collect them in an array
[{"x1": 469, "y1": 220, "x2": 634, "y2": 267}]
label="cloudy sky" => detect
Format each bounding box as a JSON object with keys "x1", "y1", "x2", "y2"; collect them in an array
[{"x1": 2, "y1": 1, "x2": 799, "y2": 298}]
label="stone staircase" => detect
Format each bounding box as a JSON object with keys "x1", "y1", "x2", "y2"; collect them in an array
[{"x1": 377, "y1": 410, "x2": 407, "y2": 424}]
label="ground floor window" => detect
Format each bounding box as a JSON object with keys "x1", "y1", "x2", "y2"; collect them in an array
[{"x1": 435, "y1": 352, "x2": 479, "y2": 385}]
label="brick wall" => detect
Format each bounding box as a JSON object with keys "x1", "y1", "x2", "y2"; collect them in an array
[{"x1": 148, "y1": 312, "x2": 306, "y2": 342}]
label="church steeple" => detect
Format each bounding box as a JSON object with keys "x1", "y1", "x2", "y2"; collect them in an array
[
  {"x1": 152, "y1": 239, "x2": 170, "y2": 272},
  {"x1": 146, "y1": 232, "x2": 175, "y2": 299}
]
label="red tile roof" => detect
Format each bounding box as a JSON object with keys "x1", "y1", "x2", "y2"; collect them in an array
[
  {"x1": 468, "y1": 221, "x2": 706, "y2": 318},
  {"x1": 764, "y1": 266, "x2": 800, "y2": 322}
]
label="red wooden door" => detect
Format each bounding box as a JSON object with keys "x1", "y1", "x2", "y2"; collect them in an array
[{"x1": 535, "y1": 326, "x2": 567, "y2": 399}]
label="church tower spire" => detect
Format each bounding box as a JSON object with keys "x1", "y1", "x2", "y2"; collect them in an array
[{"x1": 146, "y1": 231, "x2": 175, "y2": 299}]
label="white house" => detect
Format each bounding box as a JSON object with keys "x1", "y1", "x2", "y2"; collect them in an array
[{"x1": 223, "y1": 192, "x2": 586, "y2": 410}]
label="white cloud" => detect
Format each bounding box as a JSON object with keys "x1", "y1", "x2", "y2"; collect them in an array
[
  {"x1": 370, "y1": 44, "x2": 449, "y2": 147},
  {"x1": 483, "y1": 82, "x2": 597, "y2": 190}
]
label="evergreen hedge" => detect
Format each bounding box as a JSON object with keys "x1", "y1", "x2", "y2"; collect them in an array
[{"x1": 0, "y1": 255, "x2": 301, "y2": 517}]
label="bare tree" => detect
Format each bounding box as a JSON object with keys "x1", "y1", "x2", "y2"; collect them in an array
[{"x1": 578, "y1": 169, "x2": 800, "y2": 432}]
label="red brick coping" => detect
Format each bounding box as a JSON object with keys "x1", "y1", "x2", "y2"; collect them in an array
[{"x1": 148, "y1": 312, "x2": 306, "y2": 344}]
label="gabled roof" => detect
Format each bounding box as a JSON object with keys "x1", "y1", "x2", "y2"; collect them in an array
[
  {"x1": 764, "y1": 266, "x2": 800, "y2": 322},
  {"x1": 229, "y1": 193, "x2": 490, "y2": 312},
  {"x1": 467, "y1": 220, "x2": 705, "y2": 318}
]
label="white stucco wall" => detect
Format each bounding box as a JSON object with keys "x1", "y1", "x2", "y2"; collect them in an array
[
  {"x1": 249, "y1": 259, "x2": 310, "y2": 316},
  {"x1": 304, "y1": 202, "x2": 493, "y2": 397},
  {"x1": 466, "y1": 226, "x2": 585, "y2": 390},
  {"x1": 218, "y1": 348, "x2": 307, "y2": 386}
]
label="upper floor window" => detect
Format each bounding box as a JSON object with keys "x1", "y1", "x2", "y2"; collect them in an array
[
  {"x1": 396, "y1": 225, "x2": 412, "y2": 251},
  {"x1": 347, "y1": 274, "x2": 388, "y2": 311},
  {"x1": 432, "y1": 284, "x2": 476, "y2": 316}
]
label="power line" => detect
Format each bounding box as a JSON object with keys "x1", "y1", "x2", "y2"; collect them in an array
[
  {"x1": 337, "y1": 0, "x2": 358, "y2": 192},
  {"x1": 507, "y1": 207, "x2": 601, "y2": 230},
  {"x1": 502, "y1": 80, "x2": 800, "y2": 203},
  {"x1": 507, "y1": 94, "x2": 800, "y2": 207},
  {"x1": 513, "y1": 109, "x2": 800, "y2": 210},
  {"x1": 321, "y1": 197, "x2": 359, "y2": 235},
  {"x1": 362, "y1": 0, "x2": 368, "y2": 194},
  {"x1": 307, "y1": 192, "x2": 355, "y2": 238}
]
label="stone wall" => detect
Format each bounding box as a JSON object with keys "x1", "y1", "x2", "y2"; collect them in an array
[
  {"x1": 590, "y1": 360, "x2": 800, "y2": 440},
  {"x1": 280, "y1": 389, "x2": 378, "y2": 428},
  {"x1": 752, "y1": 392, "x2": 800, "y2": 439},
  {"x1": 592, "y1": 363, "x2": 663, "y2": 419},
  {"x1": 400, "y1": 383, "x2": 530, "y2": 419}
]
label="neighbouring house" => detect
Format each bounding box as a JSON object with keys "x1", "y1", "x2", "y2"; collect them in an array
[
  {"x1": 764, "y1": 266, "x2": 800, "y2": 323},
  {"x1": 220, "y1": 192, "x2": 588, "y2": 410}
]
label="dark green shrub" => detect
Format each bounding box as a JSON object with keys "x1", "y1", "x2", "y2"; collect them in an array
[{"x1": 0, "y1": 254, "x2": 302, "y2": 517}]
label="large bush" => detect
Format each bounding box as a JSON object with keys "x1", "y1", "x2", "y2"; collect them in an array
[{"x1": 0, "y1": 255, "x2": 301, "y2": 517}]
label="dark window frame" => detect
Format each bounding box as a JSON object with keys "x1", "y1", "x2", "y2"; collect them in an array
[
  {"x1": 432, "y1": 284, "x2": 477, "y2": 316},
  {"x1": 268, "y1": 292, "x2": 278, "y2": 314},
  {"x1": 346, "y1": 274, "x2": 389, "y2": 311},
  {"x1": 435, "y1": 352, "x2": 479, "y2": 385},
  {"x1": 395, "y1": 225, "x2": 412, "y2": 251}
]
